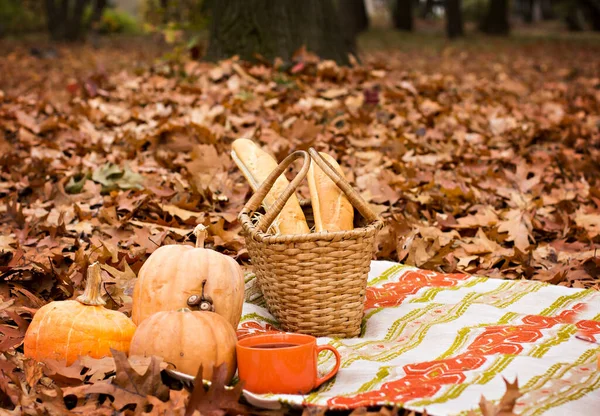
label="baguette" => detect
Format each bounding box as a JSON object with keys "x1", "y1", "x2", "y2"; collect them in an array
[
  {"x1": 231, "y1": 138, "x2": 310, "y2": 235},
  {"x1": 307, "y1": 152, "x2": 354, "y2": 232}
]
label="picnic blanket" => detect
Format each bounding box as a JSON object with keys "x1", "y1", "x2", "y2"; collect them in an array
[{"x1": 236, "y1": 260, "x2": 600, "y2": 416}]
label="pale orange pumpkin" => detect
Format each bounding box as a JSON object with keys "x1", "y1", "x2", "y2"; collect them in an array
[
  {"x1": 24, "y1": 262, "x2": 137, "y2": 365},
  {"x1": 129, "y1": 307, "x2": 237, "y2": 382},
  {"x1": 131, "y1": 225, "x2": 244, "y2": 329}
]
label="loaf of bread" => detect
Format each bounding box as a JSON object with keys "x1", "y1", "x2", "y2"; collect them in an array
[
  {"x1": 307, "y1": 152, "x2": 354, "y2": 232},
  {"x1": 231, "y1": 138, "x2": 310, "y2": 235}
]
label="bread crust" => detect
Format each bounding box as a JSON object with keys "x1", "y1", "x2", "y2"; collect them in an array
[
  {"x1": 231, "y1": 138, "x2": 310, "y2": 235},
  {"x1": 307, "y1": 152, "x2": 354, "y2": 232}
]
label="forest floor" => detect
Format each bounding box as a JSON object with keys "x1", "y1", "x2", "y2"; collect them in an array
[{"x1": 0, "y1": 29, "x2": 599, "y2": 414}]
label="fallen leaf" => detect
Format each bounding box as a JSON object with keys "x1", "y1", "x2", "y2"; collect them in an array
[
  {"x1": 84, "y1": 349, "x2": 169, "y2": 411},
  {"x1": 497, "y1": 209, "x2": 533, "y2": 252},
  {"x1": 162, "y1": 205, "x2": 205, "y2": 221},
  {"x1": 575, "y1": 210, "x2": 600, "y2": 238},
  {"x1": 473, "y1": 377, "x2": 522, "y2": 416},
  {"x1": 92, "y1": 163, "x2": 145, "y2": 192},
  {"x1": 184, "y1": 363, "x2": 251, "y2": 416}
]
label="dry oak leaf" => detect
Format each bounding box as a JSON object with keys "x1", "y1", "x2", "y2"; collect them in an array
[
  {"x1": 0, "y1": 310, "x2": 30, "y2": 353},
  {"x1": 83, "y1": 349, "x2": 169, "y2": 411},
  {"x1": 23, "y1": 358, "x2": 44, "y2": 388},
  {"x1": 301, "y1": 407, "x2": 327, "y2": 416},
  {"x1": 453, "y1": 206, "x2": 499, "y2": 229},
  {"x1": 42, "y1": 354, "x2": 157, "y2": 386},
  {"x1": 497, "y1": 209, "x2": 533, "y2": 252},
  {"x1": 185, "y1": 363, "x2": 251, "y2": 416},
  {"x1": 467, "y1": 377, "x2": 522, "y2": 416},
  {"x1": 574, "y1": 210, "x2": 600, "y2": 238},
  {"x1": 162, "y1": 204, "x2": 205, "y2": 221},
  {"x1": 143, "y1": 389, "x2": 189, "y2": 416}
]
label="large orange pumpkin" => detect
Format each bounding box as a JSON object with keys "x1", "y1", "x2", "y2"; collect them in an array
[
  {"x1": 129, "y1": 307, "x2": 237, "y2": 382},
  {"x1": 131, "y1": 225, "x2": 244, "y2": 329},
  {"x1": 24, "y1": 262, "x2": 136, "y2": 365}
]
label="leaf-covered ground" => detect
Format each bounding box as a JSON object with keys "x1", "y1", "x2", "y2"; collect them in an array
[{"x1": 0, "y1": 33, "x2": 599, "y2": 414}]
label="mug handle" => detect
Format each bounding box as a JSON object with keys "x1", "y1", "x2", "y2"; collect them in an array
[{"x1": 315, "y1": 345, "x2": 342, "y2": 388}]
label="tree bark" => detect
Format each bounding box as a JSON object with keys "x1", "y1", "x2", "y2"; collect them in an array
[
  {"x1": 540, "y1": 0, "x2": 554, "y2": 19},
  {"x1": 45, "y1": 0, "x2": 94, "y2": 41},
  {"x1": 90, "y1": 0, "x2": 107, "y2": 25},
  {"x1": 45, "y1": 0, "x2": 59, "y2": 39},
  {"x1": 206, "y1": 0, "x2": 354, "y2": 66},
  {"x1": 394, "y1": 0, "x2": 413, "y2": 31},
  {"x1": 65, "y1": 0, "x2": 90, "y2": 40},
  {"x1": 342, "y1": 0, "x2": 369, "y2": 34},
  {"x1": 480, "y1": 0, "x2": 510, "y2": 35},
  {"x1": 421, "y1": 0, "x2": 435, "y2": 18},
  {"x1": 582, "y1": 0, "x2": 600, "y2": 30},
  {"x1": 522, "y1": 0, "x2": 534, "y2": 23},
  {"x1": 160, "y1": 0, "x2": 169, "y2": 24},
  {"x1": 565, "y1": 1, "x2": 585, "y2": 31},
  {"x1": 337, "y1": 0, "x2": 368, "y2": 60},
  {"x1": 446, "y1": 0, "x2": 463, "y2": 38}
]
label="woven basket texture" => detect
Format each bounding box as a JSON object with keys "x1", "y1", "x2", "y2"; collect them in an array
[{"x1": 239, "y1": 149, "x2": 383, "y2": 338}]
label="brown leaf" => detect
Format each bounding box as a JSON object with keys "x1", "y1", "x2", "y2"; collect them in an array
[
  {"x1": 0, "y1": 369, "x2": 20, "y2": 407},
  {"x1": 162, "y1": 205, "x2": 205, "y2": 221},
  {"x1": 575, "y1": 210, "x2": 600, "y2": 238},
  {"x1": 0, "y1": 310, "x2": 30, "y2": 352},
  {"x1": 15, "y1": 111, "x2": 40, "y2": 134},
  {"x1": 100, "y1": 261, "x2": 137, "y2": 308},
  {"x1": 454, "y1": 207, "x2": 499, "y2": 229},
  {"x1": 184, "y1": 363, "x2": 251, "y2": 416},
  {"x1": 477, "y1": 377, "x2": 522, "y2": 416},
  {"x1": 82, "y1": 349, "x2": 169, "y2": 411},
  {"x1": 302, "y1": 406, "x2": 327, "y2": 416},
  {"x1": 497, "y1": 209, "x2": 533, "y2": 252},
  {"x1": 23, "y1": 358, "x2": 44, "y2": 388},
  {"x1": 460, "y1": 229, "x2": 510, "y2": 256},
  {"x1": 143, "y1": 389, "x2": 189, "y2": 416},
  {"x1": 43, "y1": 356, "x2": 116, "y2": 386}
]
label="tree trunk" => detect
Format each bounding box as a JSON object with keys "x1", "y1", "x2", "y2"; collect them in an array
[
  {"x1": 45, "y1": 0, "x2": 93, "y2": 41},
  {"x1": 206, "y1": 0, "x2": 354, "y2": 66},
  {"x1": 65, "y1": 0, "x2": 90, "y2": 40},
  {"x1": 565, "y1": 1, "x2": 585, "y2": 31},
  {"x1": 45, "y1": 0, "x2": 60, "y2": 39},
  {"x1": 446, "y1": 0, "x2": 463, "y2": 38},
  {"x1": 337, "y1": 0, "x2": 368, "y2": 60},
  {"x1": 582, "y1": 0, "x2": 600, "y2": 30},
  {"x1": 522, "y1": 0, "x2": 534, "y2": 23},
  {"x1": 160, "y1": 0, "x2": 169, "y2": 24},
  {"x1": 90, "y1": 0, "x2": 107, "y2": 24},
  {"x1": 481, "y1": 0, "x2": 510, "y2": 35},
  {"x1": 394, "y1": 0, "x2": 413, "y2": 31},
  {"x1": 89, "y1": 0, "x2": 107, "y2": 48},
  {"x1": 540, "y1": 0, "x2": 554, "y2": 19},
  {"x1": 342, "y1": 0, "x2": 369, "y2": 34},
  {"x1": 421, "y1": 0, "x2": 435, "y2": 18}
]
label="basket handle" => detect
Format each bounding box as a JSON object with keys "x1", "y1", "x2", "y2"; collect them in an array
[
  {"x1": 307, "y1": 148, "x2": 379, "y2": 224},
  {"x1": 240, "y1": 150, "x2": 311, "y2": 233}
]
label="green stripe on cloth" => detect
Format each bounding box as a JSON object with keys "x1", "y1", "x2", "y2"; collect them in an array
[{"x1": 236, "y1": 261, "x2": 600, "y2": 415}]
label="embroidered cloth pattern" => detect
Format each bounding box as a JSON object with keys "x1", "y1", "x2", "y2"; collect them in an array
[{"x1": 237, "y1": 260, "x2": 600, "y2": 416}]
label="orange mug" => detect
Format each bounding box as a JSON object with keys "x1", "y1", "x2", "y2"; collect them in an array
[{"x1": 236, "y1": 332, "x2": 341, "y2": 395}]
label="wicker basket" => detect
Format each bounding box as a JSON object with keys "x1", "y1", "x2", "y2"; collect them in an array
[{"x1": 238, "y1": 148, "x2": 383, "y2": 338}]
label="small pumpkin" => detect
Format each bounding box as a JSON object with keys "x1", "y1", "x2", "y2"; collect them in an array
[
  {"x1": 24, "y1": 262, "x2": 136, "y2": 365},
  {"x1": 131, "y1": 225, "x2": 244, "y2": 329},
  {"x1": 129, "y1": 293, "x2": 237, "y2": 382}
]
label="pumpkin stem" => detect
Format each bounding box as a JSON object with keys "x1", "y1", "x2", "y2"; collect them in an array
[
  {"x1": 187, "y1": 280, "x2": 215, "y2": 312},
  {"x1": 77, "y1": 262, "x2": 106, "y2": 306},
  {"x1": 193, "y1": 224, "x2": 207, "y2": 248}
]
